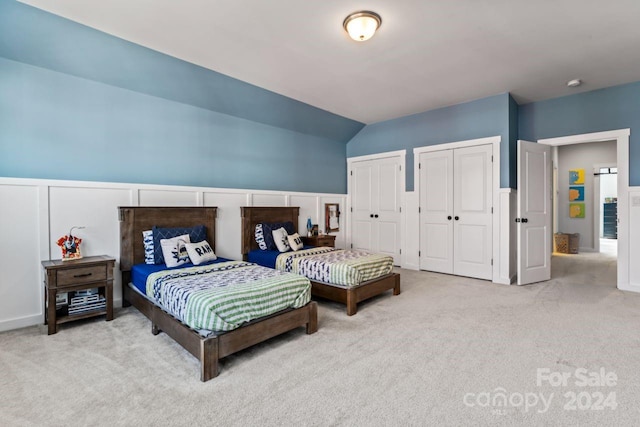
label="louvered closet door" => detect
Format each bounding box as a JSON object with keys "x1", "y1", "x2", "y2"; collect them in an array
[
  {"x1": 453, "y1": 144, "x2": 493, "y2": 280},
  {"x1": 419, "y1": 150, "x2": 454, "y2": 273}
]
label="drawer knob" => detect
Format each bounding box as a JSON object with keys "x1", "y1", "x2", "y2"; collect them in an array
[{"x1": 73, "y1": 272, "x2": 93, "y2": 278}]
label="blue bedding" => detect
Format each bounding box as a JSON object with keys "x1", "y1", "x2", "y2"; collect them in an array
[
  {"x1": 247, "y1": 249, "x2": 280, "y2": 269},
  {"x1": 131, "y1": 257, "x2": 231, "y2": 293},
  {"x1": 247, "y1": 247, "x2": 314, "y2": 269}
]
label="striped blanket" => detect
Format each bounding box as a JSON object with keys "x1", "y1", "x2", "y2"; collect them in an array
[
  {"x1": 275, "y1": 248, "x2": 394, "y2": 288},
  {"x1": 146, "y1": 261, "x2": 311, "y2": 332}
]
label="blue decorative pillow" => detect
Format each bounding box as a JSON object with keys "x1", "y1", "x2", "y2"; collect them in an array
[
  {"x1": 261, "y1": 222, "x2": 295, "y2": 250},
  {"x1": 255, "y1": 224, "x2": 267, "y2": 250},
  {"x1": 152, "y1": 224, "x2": 207, "y2": 264},
  {"x1": 142, "y1": 230, "x2": 155, "y2": 265}
]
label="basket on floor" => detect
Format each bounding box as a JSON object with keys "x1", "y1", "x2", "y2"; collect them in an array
[{"x1": 554, "y1": 233, "x2": 579, "y2": 254}]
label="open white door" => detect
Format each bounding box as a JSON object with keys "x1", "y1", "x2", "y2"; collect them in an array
[{"x1": 517, "y1": 140, "x2": 551, "y2": 285}]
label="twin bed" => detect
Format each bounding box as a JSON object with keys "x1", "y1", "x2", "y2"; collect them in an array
[
  {"x1": 119, "y1": 205, "x2": 400, "y2": 381},
  {"x1": 119, "y1": 206, "x2": 317, "y2": 382},
  {"x1": 240, "y1": 207, "x2": 400, "y2": 316}
]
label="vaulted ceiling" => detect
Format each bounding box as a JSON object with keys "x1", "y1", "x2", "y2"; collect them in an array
[{"x1": 19, "y1": 0, "x2": 640, "y2": 124}]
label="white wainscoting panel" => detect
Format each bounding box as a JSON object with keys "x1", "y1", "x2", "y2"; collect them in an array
[
  {"x1": 290, "y1": 194, "x2": 319, "y2": 236},
  {"x1": 252, "y1": 193, "x2": 286, "y2": 207},
  {"x1": 49, "y1": 186, "x2": 133, "y2": 305},
  {"x1": 0, "y1": 184, "x2": 41, "y2": 331},
  {"x1": 403, "y1": 191, "x2": 420, "y2": 270},
  {"x1": 319, "y1": 196, "x2": 347, "y2": 249},
  {"x1": 625, "y1": 188, "x2": 640, "y2": 292},
  {"x1": 139, "y1": 189, "x2": 198, "y2": 206},
  {"x1": 203, "y1": 191, "x2": 247, "y2": 260}
]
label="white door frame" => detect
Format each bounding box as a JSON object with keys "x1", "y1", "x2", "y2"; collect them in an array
[
  {"x1": 346, "y1": 150, "x2": 406, "y2": 264},
  {"x1": 538, "y1": 129, "x2": 630, "y2": 290},
  {"x1": 414, "y1": 136, "x2": 501, "y2": 282},
  {"x1": 592, "y1": 162, "x2": 617, "y2": 253}
]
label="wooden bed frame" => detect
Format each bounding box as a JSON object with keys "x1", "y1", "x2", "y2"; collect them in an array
[
  {"x1": 118, "y1": 206, "x2": 318, "y2": 381},
  {"x1": 240, "y1": 206, "x2": 400, "y2": 316}
]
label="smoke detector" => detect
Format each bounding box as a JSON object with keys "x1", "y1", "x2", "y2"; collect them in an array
[{"x1": 567, "y1": 79, "x2": 582, "y2": 88}]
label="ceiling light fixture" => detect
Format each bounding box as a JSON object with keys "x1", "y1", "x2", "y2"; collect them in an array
[
  {"x1": 567, "y1": 79, "x2": 582, "y2": 88},
  {"x1": 343, "y1": 11, "x2": 382, "y2": 42}
]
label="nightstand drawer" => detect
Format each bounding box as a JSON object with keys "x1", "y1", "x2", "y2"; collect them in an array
[
  {"x1": 315, "y1": 237, "x2": 334, "y2": 246},
  {"x1": 56, "y1": 265, "x2": 107, "y2": 287}
]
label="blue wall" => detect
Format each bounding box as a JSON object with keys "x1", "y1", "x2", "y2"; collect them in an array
[
  {"x1": 0, "y1": 0, "x2": 363, "y2": 193},
  {"x1": 519, "y1": 81, "x2": 640, "y2": 186},
  {"x1": 347, "y1": 94, "x2": 513, "y2": 190}
]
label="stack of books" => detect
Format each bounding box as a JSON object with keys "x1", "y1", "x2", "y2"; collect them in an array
[{"x1": 68, "y1": 289, "x2": 106, "y2": 316}]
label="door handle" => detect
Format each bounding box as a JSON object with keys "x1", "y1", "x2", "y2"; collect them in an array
[
  {"x1": 370, "y1": 214, "x2": 374, "y2": 218},
  {"x1": 522, "y1": 218, "x2": 528, "y2": 223},
  {"x1": 374, "y1": 214, "x2": 379, "y2": 218},
  {"x1": 454, "y1": 216, "x2": 459, "y2": 221},
  {"x1": 447, "y1": 216, "x2": 452, "y2": 220}
]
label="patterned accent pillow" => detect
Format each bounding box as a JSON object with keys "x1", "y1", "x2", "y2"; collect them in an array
[
  {"x1": 255, "y1": 224, "x2": 267, "y2": 250},
  {"x1": 185, "y1": 240, "x2": 217, "y2": 265},
  {"x1": 160, "y1": 234, "x2": 191, "y2": 268},
  {"x1": 287, "y1": 233, "x2": 303, "y2": 251},
  {"x1": 272, "y1": 227, "x2": 291, "y2": 252},
  {"x1": 152, "y1": 225, "x2": 207, "y2": 264},
  {"x1": 142, "y1": 230, "x2": 155, "y2": 264},
  {"x1": 262, "y1": 222, "x2": 295, "y2": 250}
]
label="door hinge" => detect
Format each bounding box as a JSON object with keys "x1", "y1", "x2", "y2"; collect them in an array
[
  {"x1": 491, "y1": 207, "x2": 493, "y2": 214},
  {"x1": 419, "y1": 163, "x2": 421, "y2": 169},
  {"x1": 350, "y1": 207, "x2": 353, "y2": 212},
  {"x1": 399, "y1": 206, "x2": 402, "y2": 213},
  {"x1": 419, "y1": 207, "x2": 421, "y2": 213},
  {"x1": 350, "y1": 243, "x2": 353, "y2": 248},
  {"x1": 419, "y1": 250, "x2": 421, "y2": 256},
  {"x1": 491, "y1": 259, "x2": 493, "y2": 266},
  {"x1": 491, "y1": 155, "x2": 494, "y2": 162},
  {"x1": 399, "y1": 249, "x2": 402, "y2": 255},
  {"x1": 399, "y1": 165, "x2": 402, "y2": 172},
  {"x1": 350, "y1": 170, "x2": 353, "y2": 176}
]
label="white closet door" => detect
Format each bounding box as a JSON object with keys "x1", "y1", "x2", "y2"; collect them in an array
[
  {"x1": 419, "y1": 150, "x2": 454, "y2": 273},
  {"x1": 517, "y1": 140, "x2": 551, "y2": 285},
  {"x1": 349, "y1": 156, "x2": 402, "y2": 264},
  {"x1": 376, "y1": 157, "x2": 402, "y2": 264},
  {"x1": 351, "y1": 160, "x2": 375, "y2": 252},
  {"x1": 453, "y1": 144, "x2": 493, "y2": 280}
]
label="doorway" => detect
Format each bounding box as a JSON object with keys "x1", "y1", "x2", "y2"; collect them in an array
[{"x1": 539, "y1": 129, "x2": 629, "y2": 291}]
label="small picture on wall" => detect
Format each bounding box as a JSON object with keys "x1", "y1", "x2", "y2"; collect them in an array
[
  {"x1": 569, "y1": 169, "x2": 585, "y2": 185},
  {"x1": 569, "y1": 186, "x2": 585, "y2": 201},
  {"x1": 325, "y1": 203, "x2": 340, "y2": 233},
  {"x1": 311, "y1": 224, "x2": 319, "y2": 236},
  {"x1": 570, "y1": 203, "x2": 585, "y2": 218}
]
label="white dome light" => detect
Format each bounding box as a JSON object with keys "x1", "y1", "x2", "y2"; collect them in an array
[{"x1": 343, "y1": 11, "x2": 382, "y2": 42}]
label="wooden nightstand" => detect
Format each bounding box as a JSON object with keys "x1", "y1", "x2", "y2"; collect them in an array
[
  {"x1": 301, "y1": 235, "x2": 336, "y2": 248},
  {"x1": 42, "y1": 255, "x2": 115, "y2": 335}
]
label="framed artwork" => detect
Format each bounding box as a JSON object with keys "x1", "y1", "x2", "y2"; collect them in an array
[
  {"x1": 325, "y1": 203, "x2": 340, "y2": 233},
  {"x1": 569, "y1": 203, "x2": 585, "y2": 218},
  {"x1": 569, "y1": 186, "x2": 584, "y2": 201},
  {"x1": 569, "y1": 169, "x2": 585, "y2": 185}
]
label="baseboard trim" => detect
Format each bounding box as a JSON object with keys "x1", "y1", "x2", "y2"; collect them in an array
[
  {"x1": 618, "y1": 282, "x2": 640, "y2": 293},
  {"x1": 0, "y1": 314, "x2": 42, "y2": 333}
]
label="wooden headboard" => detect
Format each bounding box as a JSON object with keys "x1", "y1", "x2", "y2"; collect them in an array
[
  {"x1": 119, "y1": 206, "x2": 217, "y2": 272},
  {"x1": 240, "y1": 207, "x2": 300, "y2": 258}
]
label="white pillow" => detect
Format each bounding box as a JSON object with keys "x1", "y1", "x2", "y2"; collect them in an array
[
  {"x1": 272, "y1": 227, "x2": 291, "y2": 252},
  {"x1": 185, "y1": 240, "x2": 217, "y2": 265},
  {"x1": 287, "y1": 233, "x2": 303, "y2": 251},
  {"x1": 160, "y1": 234, "x2": 191, "y2": 268}
]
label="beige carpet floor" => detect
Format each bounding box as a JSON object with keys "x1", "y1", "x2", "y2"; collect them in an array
[{"x1": 2, "y1": 250, "x2": 639, "y2": 426}]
